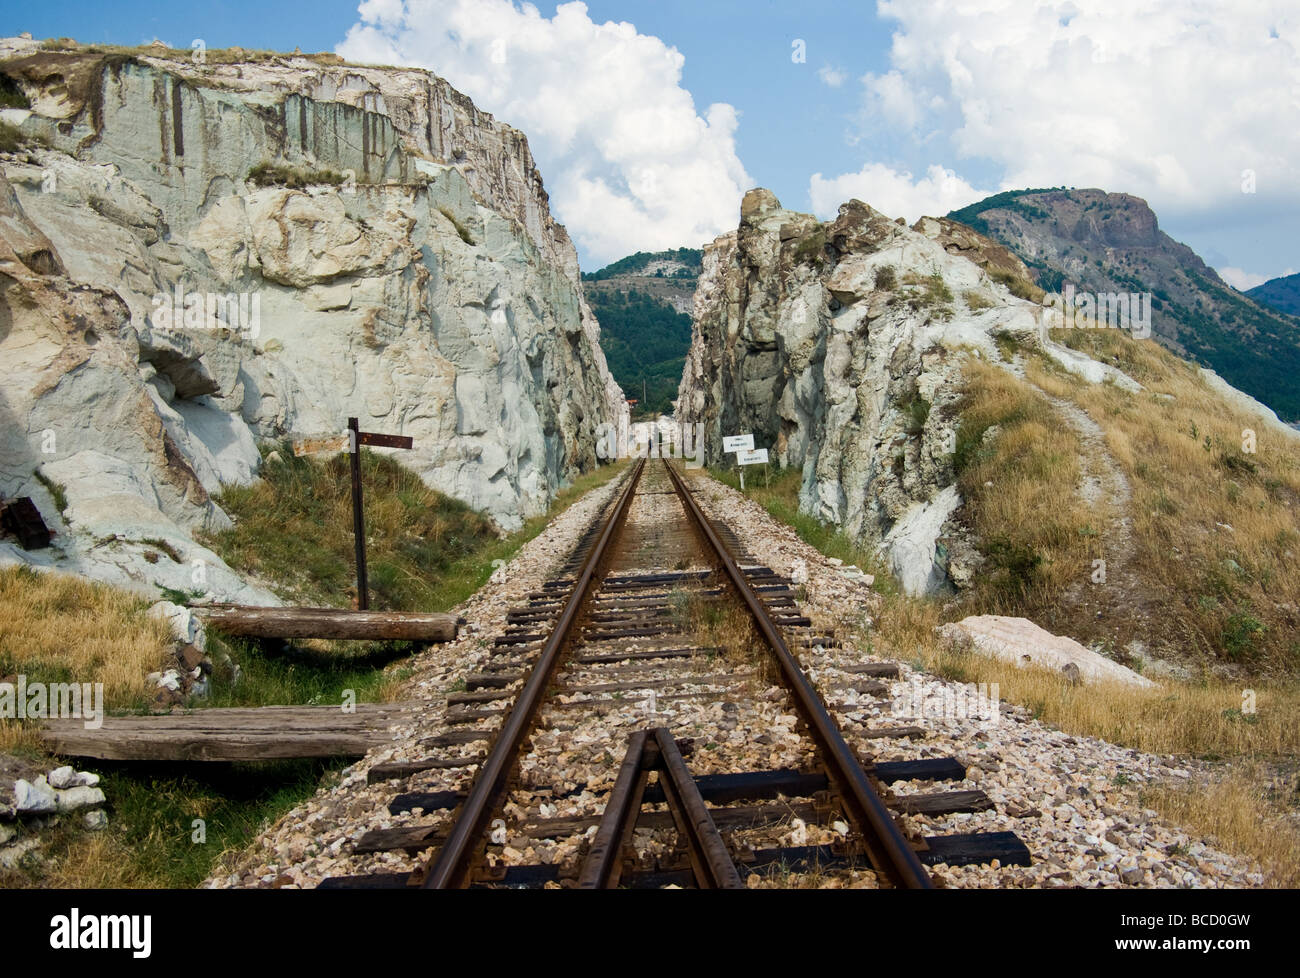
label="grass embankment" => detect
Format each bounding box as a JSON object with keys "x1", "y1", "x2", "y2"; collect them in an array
[
  {"x1": 1, "y1": 449, "x2": 625, "y2": 886},
  {"x1": 0, "y1": 566, "x2": 341, "y2": 889},
  {"x1": 699, "y1": 344, "x2": 1300, "y2": 883},
  {"x1": 1036, "y1": 327, "x2": 1300, "y2": 672},
  {"x1": 951, "y1": 356, "x2": 1094, "y2": 613},
  {"x1": 870, "y1": 596, "x2": 1300, "y2": 887}
]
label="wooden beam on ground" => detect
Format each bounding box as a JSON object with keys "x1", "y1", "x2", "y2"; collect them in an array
[
  {"x1": 194, "y1": 604, "x2": 457, "y2": 642},
  {"x1": 40, "y1": 703, "x2": 419, "y2": 761}
]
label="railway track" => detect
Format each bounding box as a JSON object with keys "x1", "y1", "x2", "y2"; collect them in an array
[{"x1": 321, "y1": 458, "x2": 1031, "y2": 889}]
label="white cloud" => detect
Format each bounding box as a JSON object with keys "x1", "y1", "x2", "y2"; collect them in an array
[
  {"x1": 818, "y1": 65, "x2": 848, "y2": 88},
  {"x1": 812, "y1": 1, "x2": 1300, "y2": 229},
  {"x1": 860, "y1": 69, "x2": 925, "y2": 131},
  {"x1": 1219, "y1": 266, "x2": 1296, "y2": 291},
  {"x1": 337, "y1": 0, "x2": 750, "y2": 267},
  {"x1": 809, "y1": 163, "x2": 990, "y2": 223}
]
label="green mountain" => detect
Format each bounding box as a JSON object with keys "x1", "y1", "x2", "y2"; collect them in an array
[
  {"x1": 582, "y1": 247, "x2": 702, "y2": 282},
  {"x1": 584, "y1": 249, "x2": 701, "y2": 416},
  {"x1": 1247, "y1": 272, "x2": 1300, "y2": 319},
  {"x1": 947, "y1": 188, "x2": 1300, "y2": 420}
]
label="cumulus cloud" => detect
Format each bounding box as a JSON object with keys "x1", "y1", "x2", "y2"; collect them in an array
[
  {"x1": 1218, "y1": 266, "x2": 1296, "y2": 291},
  {"x1": 809, "y1": 163, "x2": 990, "y2": 223},
  {"x1": 811, "y1": 1, "x2": 1300, "y2": 231},
  {"x1": 338, "y1": 0, "x2": 750, "y2": 267},
  {"x1": 817, "y1": 65, "x2": 849, "y2": 88}
]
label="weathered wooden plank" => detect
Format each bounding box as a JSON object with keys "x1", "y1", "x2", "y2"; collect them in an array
[
  {"x1": 196, "y1": 604, "x2": 457, "y2": 641},
  {"x1": 40, "y1": 703, "x2": 417, "y2": 761},
  {"x1": 366, "y1": 755, "x2": 483, "y2": 783},
  {"x1": 292, "y1": 434, "x2": 349, "y2": 456},
  {"x1": 841, "y1": 662, "x2": 901, "y2": 678},
  {"x1": 857, "y1": 725, "x2": 926, "y2": 740},
  {"x1": 891, "y1": 789, "x2": 993, "y2": 816}
]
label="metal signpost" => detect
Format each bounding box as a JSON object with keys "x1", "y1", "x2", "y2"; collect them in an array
[{"x1": 723, "y1": 434, "x2": 766, "y2": 490}]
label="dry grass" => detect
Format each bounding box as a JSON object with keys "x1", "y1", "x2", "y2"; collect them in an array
[
  {"x1": 869, "y1": 594, "x2": 1300, "y2": 884},
  {"x1": 874, "y1": 595, "x2": 1300, "y2": 759},
  {"x1": 1028, "y1": 329, "x2": 1300, "y2": 672},
  {"x1": 0, "y1": 566, "x2": 172, "y2": 751},
  {"x1": 672, "y1": 587, "x2": 774, "y2": 681},
  {"x1": 1142, "y1": 764, "x2": 1300, "y2": 888},
  {"x1": 33, "y1": 39, "x2": 347, "y2": 66},
  {"x1": 953, "y1": 357, "x2": 1098, "y2": 608}
]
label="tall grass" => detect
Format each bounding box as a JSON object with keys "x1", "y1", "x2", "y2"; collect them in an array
[
  {"x1": 0, "y1": 566, "x2": 173, "y2": 752},
  {"x1": 2, "y1": 760, "x2": 346, "y2": 889},
  {"x1": 953, "y1": 358, "x2": 1097, "y2": 615},
  {"x1": 202, "y1": 442, "x2": 498, "y2": 611},
  {"x1": 204, "y1": 443, "x2": 627, "y2": 614}
]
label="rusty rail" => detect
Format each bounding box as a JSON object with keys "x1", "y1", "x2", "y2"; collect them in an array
[
  {"x1": 577, "y1": 730, "x2": 653, "y2": 889},
  {"x1": 652, "y1": 727, "x2": 745, "y2": 889},
  {"x1": 422, "y1": 457, "x2": 647, "y2": 888},
  {"x1": 661, "y1": 459, "x2": 934, "y2": 889},
  {"x1": 579, "y1": 728, "x2": 743, "y2": 889}
]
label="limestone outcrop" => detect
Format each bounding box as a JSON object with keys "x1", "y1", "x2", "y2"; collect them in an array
[
  {"x1": 0, "y1": 38, "x2": 623, "y2": 600},
  {"x1": 677, "y1": 190, "x2": 1132, "y2": 596}
]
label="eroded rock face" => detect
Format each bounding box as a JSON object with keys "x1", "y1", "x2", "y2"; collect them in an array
[
  {"x1": 0, "y1": 38, "x2": 623, "y2": 598},
  {"x1": 678, "y1": 191, "x2": 1117, "y2": 596}
]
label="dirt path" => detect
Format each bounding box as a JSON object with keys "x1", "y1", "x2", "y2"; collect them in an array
[{"x1": 1008, "y1": 361, "x2": 1165, "y2": 661}]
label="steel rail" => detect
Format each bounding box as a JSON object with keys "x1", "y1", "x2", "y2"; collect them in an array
[
  {"x1": 661, "y1": 459, "x2": 934, "y2": 889},
  {"x1": 576, "y1": 730, "x2": 652, "y2": 889},
  {"x1": 652, "y1": 727, "x2": 746, "y2": 889},
  {"x1": 422, "y1": 457, "x2": 648, "y2": 888}
]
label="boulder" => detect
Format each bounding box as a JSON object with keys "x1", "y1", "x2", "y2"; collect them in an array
[
  {"x1": 14, "y1": 777, "x2": 58, "y2": 814},
  {"x1": 55, "y1": 785, "x2": 106, "y2": 813},
  {"x1": 147, "y1": 602, "x2": 205, "y2": 651},
  {"x1": 937, "y1": 615, "x2": 1156, "y2": 688},
  {"x1": 47, "y1": 766, "x2": 99, "y2": 789}
]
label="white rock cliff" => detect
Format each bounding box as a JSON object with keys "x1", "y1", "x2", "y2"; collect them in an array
[
  {"x1": 677, "y1": 190, "x2": 1137, "y2": 596},
  {"x1": 0, "y1": 39, "x2": 624, "y2": 599}
]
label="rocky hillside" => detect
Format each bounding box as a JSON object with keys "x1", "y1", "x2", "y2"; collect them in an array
[
  {"x1": 582, "y1": 248, "x2": 701, "y2": 314},
  {"x1": 1247, "y1": 271, "x2": 1300, "y2": 319},
  {"x1": 947, "y1": 188, "x2": 1300, "y2": 421},
  {"x1": 583, "y1": 249, "x2": 700, "y2": 416},
  {"x1": 0, "y1": 37, "x2": 624, "y2": 600},
  {"x1": 679, "y1": 190, "x2": 1060, "y2": 596},
  {"x1": 677, "y1": 190, "x2": 1300, "y2": 671}
]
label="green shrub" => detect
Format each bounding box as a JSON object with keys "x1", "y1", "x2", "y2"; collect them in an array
[
  {"x1": 438, "y1": 206, "x2": 474, "y2": 245},
  {"x1": 247, "y1": 160, "x2": 346, "y2": 190},
  {"x1": 1223, "y1": 609, "x2": 1265, "y2": 660}
]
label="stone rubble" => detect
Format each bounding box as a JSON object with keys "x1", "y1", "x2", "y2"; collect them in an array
[{"x1": 1, "y1": 763, "x2": 110, "y2": 873}]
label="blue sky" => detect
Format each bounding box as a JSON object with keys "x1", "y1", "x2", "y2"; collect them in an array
[{"x1": 8, "y1": 1, "x2": 1298, "y2": 286}]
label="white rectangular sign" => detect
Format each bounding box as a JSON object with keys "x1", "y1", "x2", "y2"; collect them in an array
[
  {"x1": 722, "y1": 434, "x2": 754, "y2": 453},
  {"x1": 736, "y1": 447, "x2": 769, "y2": 466}
]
